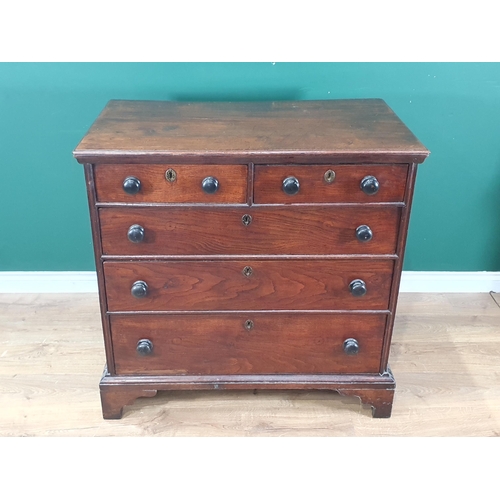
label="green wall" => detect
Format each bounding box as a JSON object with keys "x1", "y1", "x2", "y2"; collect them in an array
[{"x1": 1, "y1": 63, "x2": 499, "y2": 272}]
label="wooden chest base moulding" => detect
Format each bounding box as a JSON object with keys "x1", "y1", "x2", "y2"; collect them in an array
[{"x1": 73, "y1": 99, "x2": 429, "y2": 419}]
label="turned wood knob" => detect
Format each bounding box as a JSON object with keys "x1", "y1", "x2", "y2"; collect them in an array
[
  {"x1": 136, "y1": 339, "x2": 153, "y2": 356},
  {"x1": 202, "y1": 176, "x2": 219, "y2": 194},
  {"x1": 131, "y1": 280, "x2": 148, "y2": 298},
  {"x1": 282, "y1": 176, "x2": 300, "y2": 195},
  {"x1": 356, "y1": 225, "x2": 373, "y2": 242},
  {"x1": 122, "y1": 176, "x2": 141, "y2": 194},
  {"x1": 349, "y1": 279, "x2": 367, "y2": 297},
  {"x1": 127, "y1": 224, "x2": 145, "y2": 243},
  {"x1": 343, "y1": 338, "x2": 359, "y2": 355},
  {"x1": 360, "y1": 175, "x2": 380, "y2": 195}
]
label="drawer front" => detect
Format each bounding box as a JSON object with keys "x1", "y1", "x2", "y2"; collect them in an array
[
  {"x1": 111, "y1": 313, "x2": 386, "y2": 375},
  {"x1": 104, "y1": 260, "x2": 393, "y2": 311},
  {"x1": 99, "y1": 206, "x2": 401, "y2": 256},
  {"x1": 94, "y1": 164, "x2": 248, "y2": 204},
  {"x1": 254, "y1": 165, "x2": 408, "y2": 204},
  {"x1": 104, "y1": 260, "x2": 393, "y2": 312}
]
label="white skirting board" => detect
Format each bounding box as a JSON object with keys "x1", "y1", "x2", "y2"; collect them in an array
[
  {"x1": 399, "y1": 272, "x2": 500, "y2": 293},
  {"x1": 0, "y1": 271, "x2": 499, "y2": 294}
]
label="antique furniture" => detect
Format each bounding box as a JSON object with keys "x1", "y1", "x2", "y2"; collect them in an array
[{"x1": 73, "y1": 99, "x2": 429, "y2": 418}]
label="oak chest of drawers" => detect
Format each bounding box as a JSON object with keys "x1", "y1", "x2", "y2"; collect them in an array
[{"x1": 73, "y1": 99, "x2": 429, "y2": 419}]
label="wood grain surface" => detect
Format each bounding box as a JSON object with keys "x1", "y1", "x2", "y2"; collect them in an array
[
  {"x1": 99, "y1": 206, "x2": 401, "y2": 256},
  {"x1": 1, "y1": 293, "x2": 499, "y2": 436},
  {"x1": 110, "y1": 313, "x2": 386, "y2": 375},
  {"x1": 73, "y1": 100, "x2": 430, "y2": 164},
  {"x1": 95, "y1": 164, "x2": 248, "y2": 204},
  {"x1": 103, "y1": 259, "x2": 394, "y2": 311},
  {"x1": 254, "y1": 164, "x2": 408, "y2": 204},
  {"x1": 84, "y1": 163, "x2": 116, "y2": 373}
]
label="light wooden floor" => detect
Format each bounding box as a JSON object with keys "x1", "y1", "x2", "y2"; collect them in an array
[{"x1": 1, "y1": 292, "x2": 499, "y2": 436}]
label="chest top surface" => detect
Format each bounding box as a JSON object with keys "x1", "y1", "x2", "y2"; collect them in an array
[{"x1": 73, "y1": 99, "x2": 429, "y2": 165}]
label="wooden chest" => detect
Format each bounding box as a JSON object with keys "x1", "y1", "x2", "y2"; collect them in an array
[{"x1": 73, "y1": 99, "x2": 429, "y2": 418}]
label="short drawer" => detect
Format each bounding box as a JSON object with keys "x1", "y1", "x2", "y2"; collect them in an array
[
  {"x1": 104, "y1": 259, "x2": 394, "y2": 312},
  {"x1": 254, "y1": 165, "x2": 408, "y2": 204},
  {"x1": 99, "y1": 206, "x2": 401, "y2": 256},
  {"x1": 94, "y1": 164, "x2": 248, "y2": 204},
  {"x1": 111, "y1": 313, "x2": 387, "y2": 375}
]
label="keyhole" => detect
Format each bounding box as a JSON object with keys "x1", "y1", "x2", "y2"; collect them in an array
[
  {"x1": 165, "y1": 168, "x2": 177, "y2": 182},
  {"x1": 324, "y1": 169, "x2": 336, "y2": 183},
  {"x1": 242, "y1": 214, "x2": 252, "y2": 226},
  {"x1": 242, "y1": 266, "x2": 253, "y2": 277},
  {"x1": 244, "y1": 319, "x2": 254, "y2": 331}
]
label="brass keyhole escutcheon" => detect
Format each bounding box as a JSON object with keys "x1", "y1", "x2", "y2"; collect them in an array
[
  {"x1": 242, "y1": 214, "x2": 252, "y2": 226},
  {"x1": 244, "y1": 319, "x2": 254, "y2": 331},
  {"x1": 324, "y1": 169, "x2": 336, "y2": 183},
  {"x1": 165, "y1": 168, "x2": 177, "y2": 182},
  {"x1": 242, "y1": 266, "x2": 253, "y2": 277}
]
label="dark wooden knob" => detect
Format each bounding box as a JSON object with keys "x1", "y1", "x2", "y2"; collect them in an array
[
  {"x1": 127, "y1": 224, "x2": 144, "y2": 243},
  {"x1": 131, "y1": 280, "x2": 148, "y2": 298},
  {"x1": 356, "y1": 225, "x2": 373, "y2": 242},
  {"x1": 122, "y1": 176, "x2": 141, "y2": 194},
  {"x1": 202, "y1": 176, "x2": 219, "y2": 194},
  {"x1": 343, "y1": 338, "x2": 359, "y2": 355},
  {"x1": 282, "y1": 176, "x2": 300, "y2": 195},
  {"x1": 360, "y1": 175, "x2": 380, "y2": 195},
  {"x1": 136, "y1": 339, "x2": 153, "y2": 356},
  {"x1": 349, "y1": 279, "x2": 367, "y2": 297}
]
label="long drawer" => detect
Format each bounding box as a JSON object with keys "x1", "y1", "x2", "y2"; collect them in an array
[
  {"x1": 99, "y1": 206, "x2": 401, "y2": 256},
  {"x1": 104, "y1": 260, "x2": 394, "y2": 311},
  {"x1": 111, "y1": 313, "x2": 387, "y2": 375}
]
